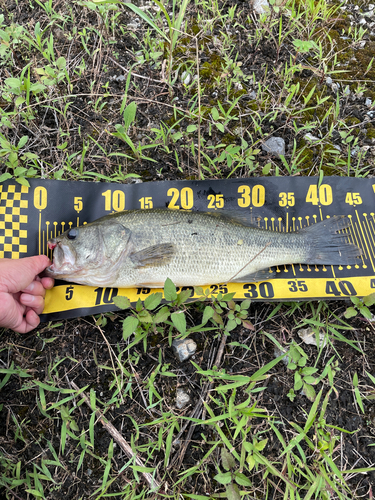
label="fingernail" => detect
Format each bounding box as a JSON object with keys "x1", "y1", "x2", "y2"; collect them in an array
[{"x1": 22, "y1": 294, "x2": 34, "y2": 305}]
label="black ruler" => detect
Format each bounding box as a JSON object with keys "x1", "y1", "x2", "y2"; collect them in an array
[{"x1": 0, "y1": 177, "x2": 373, "y2": 321}]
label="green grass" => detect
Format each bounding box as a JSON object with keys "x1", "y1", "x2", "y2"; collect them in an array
[{"x1": 1, "y1": 0, "x2": 375, "y2": 498}]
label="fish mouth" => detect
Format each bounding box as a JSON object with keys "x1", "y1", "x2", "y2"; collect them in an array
[{"x1": 46, "y1": 240, "x2": 78, "y2": 277}]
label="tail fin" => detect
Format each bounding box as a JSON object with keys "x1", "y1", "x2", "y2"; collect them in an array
[{"x1": 301, "y1": 216, "x2": 362, "y2": 265}]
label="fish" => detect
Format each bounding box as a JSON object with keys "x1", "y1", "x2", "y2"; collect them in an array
[{"x1": 45, "y1": 209, "x2": 362, "y2": 288}]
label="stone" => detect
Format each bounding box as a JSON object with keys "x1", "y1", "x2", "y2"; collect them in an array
[
  {"x1": 172, "y1": 338, "x2": 197, "y2": 362},
  {"x1": 253, "y1": 0, "x2": 269, "y2": 15},
  {"x1": 262, "y1": 137, "x2": 285, "y2": 157},
  {"x1": 176, "y1": 388, "x2": 190, "y2": 409}
]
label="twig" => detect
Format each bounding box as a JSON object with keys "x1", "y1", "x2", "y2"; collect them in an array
[
  {"x1": 108, "y1": 56, "x2": 166, "y2": 84},
  {"x1": 172, "y1": 333, "x2": 228, "y2": 470},
  {"x1": 70, "y1": 381, "x2": 161, "y2": 492},
  {"x1": 228, "y1": 241, "x2": 271, "y2": 282},
  {"x1": 1, "y1": 483, "x2": 26, "y2": 500}
]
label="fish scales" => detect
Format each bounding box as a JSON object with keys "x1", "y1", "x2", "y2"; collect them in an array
[{"x1": 46, "y1": 209, "x2": 362, "y2": 288}]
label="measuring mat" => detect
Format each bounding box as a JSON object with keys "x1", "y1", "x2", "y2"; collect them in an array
[{"x1": 0, "y1": 177, "x2": 374, "y2": 321}]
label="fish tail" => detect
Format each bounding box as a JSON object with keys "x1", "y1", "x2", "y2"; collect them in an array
[{"x1": 301, "y1": 215, "x2": 362, "y2": 265}]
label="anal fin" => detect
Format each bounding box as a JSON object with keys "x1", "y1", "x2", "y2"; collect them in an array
[{"x1": 230, "y1": 269, "x2": 276, "y2": 283}]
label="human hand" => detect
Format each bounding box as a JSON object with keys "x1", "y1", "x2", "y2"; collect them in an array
[{"x1": 0, "y1": 255, "x2": 54, "y2": 334}]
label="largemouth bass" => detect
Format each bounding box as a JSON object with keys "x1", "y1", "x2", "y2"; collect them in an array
[{"x1": 46, "y1": 209, "x2": 361, "y2": 288}]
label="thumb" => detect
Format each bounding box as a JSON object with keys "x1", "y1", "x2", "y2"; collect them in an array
[{"x1": 0, "y1": 255, "x2": 51, "y2": 293}]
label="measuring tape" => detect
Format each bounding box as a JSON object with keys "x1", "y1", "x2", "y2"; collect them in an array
[{"x1": 0, "y1": 177, "x2": 373, "y2": 321}]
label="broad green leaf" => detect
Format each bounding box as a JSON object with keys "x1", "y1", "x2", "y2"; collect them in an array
[
  {"x1": 123, "y1": 101, "x2": 137, "y2": 129},
  {"x1": 154, "y1": 306, "x2": 170, "y2": 323},
  {"x1": 202, "y1": 306, "x2": 214, "y2": 325},
  {"x1": 113, "y1": 295, "x2": 131, "y2": 310},
  {"x1": 303, "y1": 382, "x2": 316, "y2": 402},
  {"x1": 138, "y1": 309, "x2": 153, "y2": 323},
  {"x1": 303, "y1": 375, "x2": 317, "y2": 385},
  {"x1": 0, "y1": 173, "x2": 12, "y2": 183},
  {"x1": 213, "y1": 471, "x2": 232, "y2": 484},
  {"x1": 56, "y1": 56, "x2": 66, "y2": 69},
  {"x1": 16, "y1": 177, "x2": 30, "y2": 187},
  {"x1": 144, "y1": 292, "x2": 162, "y2": 311},
  {"x1": 221, "y1": 447, "x2": 236, "y2": 471},
  {"x1": 359, "y1": 306, "x2": 372, "y2": 319},
  {"x1": 247, "y1": 454, "x2": 256, "y2": 470},
  {"x1": 255, "y1": 438, "x2": 268, "y2": 451},
  {"x1": 211, "y1": 107, "x2": 220, "y2": 120},
  {"x1": 176, "y1": 288, "x2": 192, "y2": 305},
  {"x1": 226, "y1": 482, "x2": 241, "y2": 500},
  {"x1": 164, "y1": 278, "x2": 177, "y2": 301},
  {"x1": 344, "y1": 307, "x2": 357, "y2": 319},
  {"x1": 216, "y1": 123, "x2": 225, "y2": 133},
  {"x1": 234, "y1": 471, "x2": 251, "y2": 486},
  {"x1": 122, "y1": 316, "x2": 139, "y2": 339},
  {"x1": 301, "y1": 367, "x2": 319, "y2": 376},
  {"x1": 364, "y1": 292, "x2": 375, "y2": 306},
  {"x1": 171, "y1": 311, "x2": 186, "y2": 334}
]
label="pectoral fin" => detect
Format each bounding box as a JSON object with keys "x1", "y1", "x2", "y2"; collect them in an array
[
  {"x1": 230, "y1": 269, "x2": 276, "y2": 283},
  {"x1": 130, "y1": 243, "x2": 176, "y2": 268}
]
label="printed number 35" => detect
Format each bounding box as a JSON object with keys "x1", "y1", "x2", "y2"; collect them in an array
[{"x1": 288, "y1": 280, "x2": 307, "y2": 292}]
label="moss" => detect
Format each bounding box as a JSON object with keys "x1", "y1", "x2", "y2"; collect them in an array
[
  {"x1": 344, "y1": 117, "x2": 361, "y2": 127},
  {"x1": 366, "y1": 127, "x2": 375, "y2": 141}
]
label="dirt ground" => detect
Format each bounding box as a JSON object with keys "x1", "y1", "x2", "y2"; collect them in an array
[{"x1": 2, "y1": 0, "x2": 375, "y2": 498}]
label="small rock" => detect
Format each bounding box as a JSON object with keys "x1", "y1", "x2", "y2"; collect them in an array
[
  {"x1": 115, "y1": 75, "x2": 126, "y2": 82},
  {"x1": 326, "y1": 76, "x2": 333, "y2": 85},
  {"x1": 234, "y1": 82, "x2": 243, "y2": 90},
  {"x1": 176, "y1": 388, "x2": 190, "y2": 409},
  {"x1": 366, "y1": 97, "x2": 372, "y2": 107},
  {"x1": 181, "y1": 71, "x2": 191, "y2": 85},
  {"x1": 253, "y1": 0, "x2": 269, "y2": 14},
  {"x1": 248, "y1": 90, "x2": 257, "y2": 99},
  {"x1": 274, "y1": 346, "x2": 289, "y2": 365},
  {"x1": 262, "y1": 137, "x2": 285, "y2": 157},
  {"x1": 298, "y1": 327, "x2": 327, "y2": 348},
  {"x1": 172, "y1": 338, "x2": 197, "y2": 362},
  {"x1": 304, "y1": 133, "x2": 320, "y2": 142}
]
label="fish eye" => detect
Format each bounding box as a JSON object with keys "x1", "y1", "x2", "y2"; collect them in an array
[{"x1": 67, "y1": 228, "x2": 78, "y2": 240}]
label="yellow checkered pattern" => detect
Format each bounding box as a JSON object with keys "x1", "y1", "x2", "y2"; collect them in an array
[{"x1": 0, "y1": 184, "x2": 29, "y2": 259}]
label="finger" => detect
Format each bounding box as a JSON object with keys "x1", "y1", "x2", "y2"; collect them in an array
[
  {"x1": 14, "y1": 309, "x2": 40, "y2": 334},
  {"x1": 22, "y1": 280, "x2": 46, "y2": 297},
  {"x1": 20, "y1": 293, "x2": 45, "y2": 315},
  {"x1": 40, "y1": 277, "x2": 55, "y2": 289},
  {"x1": 0, "y1": 255, "x2": 52, "y2": 293}
]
